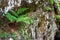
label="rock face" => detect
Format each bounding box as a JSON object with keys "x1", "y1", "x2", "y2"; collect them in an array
[{"x1": 37, "y1": 11, "x2": 57, "y2": 40}]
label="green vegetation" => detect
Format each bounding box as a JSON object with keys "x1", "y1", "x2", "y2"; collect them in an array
[
  {"x1": 49, "y1": 0, "x2": 54, "y2": 4},
  {"x1": 5, "y1": 7, "x2": 33, "y2": 24},
  {"x1": 1, "y1": 0, "x2": 60, "y2": 40},
  {"x1": 5, "y1": 7, "x2": 34, "y2": 40},
  {"x1": 43, "y1": 6, "x2": 52, "y2": 12}
]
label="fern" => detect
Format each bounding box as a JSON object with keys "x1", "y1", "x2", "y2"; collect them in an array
[
  {"x1": 49, "y1": 0, "x2": 54, "y2": 4},
  {"x1": 43, "y1": 6, "x2": 52, "y2": 12},
  {"x1": 6, "y1": 13, "x2": 17, "y2": 22},
  {"x1": 11, "y1": 10, "x2": 18, "y2": 17},
  {"x1": 5, "y1": 7, "x2": 34, "y2": 40},
  {"x1": 16, "y1": 17, "x2": 30, "y2": 24},
  {"x1": 5, "y1": 7, "x2": 33, "y2": 24},
  {"x1": 56, "y1": 15, "x2": 60, "y2": 22},
  {"x1": 17, "y1": 7, "x2": 28, "y2": 15},
  {"x1": 0, "y1": 33, "x2": 9, "y2": 37},
  {"x1": 18, "y1": 14, "x2": 27, "y2": 18}
]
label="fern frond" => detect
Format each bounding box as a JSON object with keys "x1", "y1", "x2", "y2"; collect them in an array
[
  {"x1": 49, "y1": 0, "x2": 54, "y2": 4},
  {"x1": 0, "y1": 33, "x2": 9, "y2": 37},
  {"x1": 6, "y1": 13, "x2": 17, "y2": 22},
  {"x1": 16, "y1": 17, "x2": 29, "y2": 22},
  {"x1": 17, "y1": 7, "x2": 28, "y2": 15},
  {"x1": 11, "y1": 10, "x2": 18, "y2": 17}
]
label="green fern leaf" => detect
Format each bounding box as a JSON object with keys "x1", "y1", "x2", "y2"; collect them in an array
[
  {"x1": 49, "y1": 0, "x2": 54, "y2": 4},
  {"x1": 6, "y1": 13, "x2": 17, "y2": 22},
  {"x1": 56, "y1": 15, "x2": 60, "y2": 19},
  {"x1": 11, "y1": 10, "x2": 18, "y2": 17},
  {"x1": 18, "y1": 14, "x2": 27, "y2": 18},
  {"x1": 23, "y1": 19, "x2": 30, "y2": 24},
  {"x1": 16, "y1": 17, "x2": 29, "y2": 22},
  {"x1": 0, "y1": 33, "x2": 9, "y2": 37},
  {"x1": 17, "y1": 8, "x2": 28, "y2": 15},
  {"x1": 16, "y1": 16, "x2": 31, "y2": 24},
  {"x1": 56, "y1": 15, "x2": 60, "y2": 22},
  {"x1": 43, "y1": 6, "x2": 52, "y2": 11}
]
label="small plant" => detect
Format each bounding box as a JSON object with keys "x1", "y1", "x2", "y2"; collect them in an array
[
  {"x1": 49, "y1": 0, "x2": 54, "y2": 4},
  {"x1": 5, "y1": 7, "x2": 34, "y2": 40},
  {"x1": 56, "y1": 15, "x2": 60, "y2": 22},
  {"x1": 5, "y1": 7, "x2": 33, "y2": 24},
  {"x1": 43, "y1": 6, "x2": 52, "y2": 12}
]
